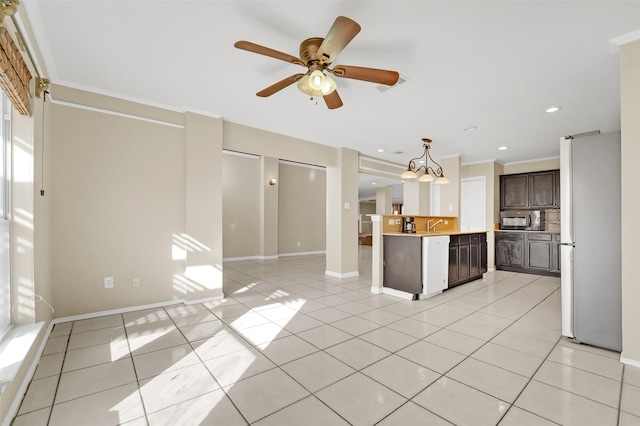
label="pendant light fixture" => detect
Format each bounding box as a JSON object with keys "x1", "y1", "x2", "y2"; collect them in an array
[{"x1": 401, "y1": 138, "x2": 449, "y2": 184}]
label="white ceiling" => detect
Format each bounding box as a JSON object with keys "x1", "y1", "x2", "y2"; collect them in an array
[{"x1": 20, "y1": 1, "x2": 640, "y2": 170}]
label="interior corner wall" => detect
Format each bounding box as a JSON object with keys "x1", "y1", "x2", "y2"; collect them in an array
[
  {"x1": 278, "y1": 162, "x2": 326, "y2": 255},
  {"x1": 620, "y1": 38, "x2": 640, "y2": 365},
  {"x1": 222, "y1": 153, "x2": 261, "y2": 259},
  {"x1": 49, "y1": 95, "x2": 187, "y2": 317}
]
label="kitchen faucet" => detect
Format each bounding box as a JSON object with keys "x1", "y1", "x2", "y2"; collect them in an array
[{"x1": 428, "y1": 219, "x2": 443, "y2": 232}]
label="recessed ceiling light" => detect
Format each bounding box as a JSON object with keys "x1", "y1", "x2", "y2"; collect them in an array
[
  {"x1": 464, "y1": 126, "x2": 477, "y2": 131},
  {"x1": 499, "y1": 146, "x2": 509, "y2": 150},
  {"x1": 545, "y1": 106, "x2": 562, "y2": 113},
  {"x1": 372, "y1": 182, "x2": 376, "y2": 185},
  {"x1": 377, "y1": 149, "x2": 384, "y2": 152}
]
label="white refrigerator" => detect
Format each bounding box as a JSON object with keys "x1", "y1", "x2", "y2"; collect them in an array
[{"x1": 560, "y1": 131, "x2": 622, "y2": 352}]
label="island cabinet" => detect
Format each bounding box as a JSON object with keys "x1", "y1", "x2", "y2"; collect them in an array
[
  {"x1": 500, "y1": 170, "x2": 560, "y2": 210},
  {"x1": 448, "y1": 233, "x2": 487, "y2": 288},
  {"x1": 496, "y1": 231, "x2": 560, "y2": 276}
]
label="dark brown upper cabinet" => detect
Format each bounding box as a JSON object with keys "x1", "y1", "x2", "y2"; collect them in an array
[{"x1": 500, "y1": 170, "x2": 560, "y2": 210}]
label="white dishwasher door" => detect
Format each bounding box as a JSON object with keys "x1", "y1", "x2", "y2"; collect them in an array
[{"x1": 421, "y1": 235, "x2": 450, "y2": 299}]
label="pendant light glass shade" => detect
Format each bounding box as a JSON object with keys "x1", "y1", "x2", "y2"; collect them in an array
[
  {"x1": 435, "y1": 176, "x2": 449, "y2": 184},
  {"x1": 401, "y1": 170, "x2": 417, "y2": 180},
  {"x1": 419, "y1": 173, "x2": 435, "y2": 182}
]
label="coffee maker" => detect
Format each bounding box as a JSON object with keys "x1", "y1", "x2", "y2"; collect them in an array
[{"x1": 402, "y1": 216, "x2": 416, "y2": 233}]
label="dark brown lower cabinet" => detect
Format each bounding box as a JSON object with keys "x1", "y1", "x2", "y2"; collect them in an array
[
  {"x1": 449, "y1": 233, "x2": 487, "y2": 288},
  {"x1": 495, "y1": 231, "x2": 560, "y2": 277}
]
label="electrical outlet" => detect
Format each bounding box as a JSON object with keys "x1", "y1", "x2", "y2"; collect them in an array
[
  {"x1": 444, "y1": 220, "x2": 449, "y2": 224},
  {"x1": 132, "y1": 278, "x2": 140, "y2": 288},
  {"x1": 104, "y1": 276, "x2": 114, "y2": 289},
  {"x1": 389, "y1": 219, "x2": 394, "y2": 225},
  {"x1": 395, "y1": 219, "x2": 401, "y2": 225}
]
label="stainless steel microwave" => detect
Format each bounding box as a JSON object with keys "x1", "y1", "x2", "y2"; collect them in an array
[{"x1": 500, "y1": 210, "x2": 544, "y2": 231}]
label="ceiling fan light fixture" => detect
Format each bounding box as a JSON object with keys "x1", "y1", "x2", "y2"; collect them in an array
[
  {"x1": 309, "y1": 70, "x2": 326, "y2": 90},
  {"x1": 321, "y1": 75, "x2": 337, "y2": 95},
  {"x1": 297, "y1": 74, "x2": 319, "y2": 96}
]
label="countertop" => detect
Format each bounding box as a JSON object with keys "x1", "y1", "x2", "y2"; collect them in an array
[{"x1": 383, "y1": 230, "x2": 488, "y2": 237}]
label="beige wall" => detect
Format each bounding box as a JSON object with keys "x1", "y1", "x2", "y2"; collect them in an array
[
  {"x1": 326, "y1": 148, "x2": 359, "y2": 277},
  {"x1": 222, "y1": 153, "x2": 261, "y2": 258},
  {"x1": 440, "y1": 156, "x2": 461, "y2": 216},
  {"x1": 503, "y1": 157, "x2": 560, "y2": 174},
  {"x1": 620, "y1": 39, "x2": 640, "y2": 365},
  {"x1": 260, "y1": 157, "x2": 279, "y2": 258},
  {"x1": 278, "y1": 162, "x2": 326, "y2": 254},
  {"x1": 461, "y1": 161, "x2": 499, "y2": 269},
  {"x1": 46, "y1": 87, "x2": 224, "y2": 316},
  {"x1": 50, "y1": 102, "x2": 186, "y2": 316},
  {"x1": 223, "y1": 121, "x2": 336, "y2": 168}
]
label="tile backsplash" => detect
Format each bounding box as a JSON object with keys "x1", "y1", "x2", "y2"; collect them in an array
[{"x1": 544, "y1": 209, "x2": 561, "y2": 233}]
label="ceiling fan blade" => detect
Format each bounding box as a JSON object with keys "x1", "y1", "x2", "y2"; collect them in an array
[
  {"x1": 316, "y1": 16, "x2": 361, "y2": 65},
  {"x1": 256, "y1": 74, "x2": 305, "y2": 97},
  {"x1": 323, "y1": 90, "x2": 343, "y2": 109},
  {"x1": 234, "y1": 41, "x2": 305, "y2": 66},
  {"x1": 332, "y1": 65, "x2": 399, "y2": 86}
]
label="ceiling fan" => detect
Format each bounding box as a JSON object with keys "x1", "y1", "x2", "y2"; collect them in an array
[{"x1": 234, "y1": 16, "x2": 400, "y2": 109}]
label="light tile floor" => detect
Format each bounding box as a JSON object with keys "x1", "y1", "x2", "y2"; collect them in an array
[{"x1": 12, "y1": 247, "x2": 640, "y2": 425}]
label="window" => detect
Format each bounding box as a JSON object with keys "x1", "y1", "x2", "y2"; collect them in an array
[{"x1": 0, "y1": 91, "x2": 11, "y2": 335}]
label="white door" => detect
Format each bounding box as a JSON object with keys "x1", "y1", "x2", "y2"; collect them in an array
[{"x1": 460, "y1": 177, "x2": 486, "y2": 231}]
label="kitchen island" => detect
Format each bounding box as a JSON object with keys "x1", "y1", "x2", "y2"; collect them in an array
[{"x1": 369, "y1": 214, "x2": 487, "y2": 299}]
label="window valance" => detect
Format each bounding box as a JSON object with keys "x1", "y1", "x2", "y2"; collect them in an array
[{"x1": 0, "y1": 26, "x2": 31, "y2": 115}]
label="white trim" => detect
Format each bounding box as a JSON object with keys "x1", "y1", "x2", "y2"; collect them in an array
[
  {"x1": 223, "y1": 252, "x2": 325, "y2": 262},
  {"x1": 51, "y1": 300, "x2": 185, "y2": 324},
  {"x1": 49, "y1": 98, "x2": 185, "y2": 129},
  {"x1": 278, "y1": 159, "x2": 325, "y2": 170},
  {"x1": 223, "y1": 255, "x2": 277, "y2": 262},
  {"x1": 503, "y1": 156, "x2": 560, "y2": 166},
  {"x1": 610, "y1": 29, "x2": 640, "y2": 47},
  {"x1": 279, "y1": 250, "x2": 326, "y2": 258},
  {"x1": 620, "y1": 355, "x2": 640, "y2": 368},
  {"x1": 381, "y1": 286, "x2": 414, "y2": 300},
  {"x1": 358, "y1": 156, "x2": 405, "y2": 179},
  {"x1": 222, "y1": 150, "x2": 261, "y2": 159},
  {"x1": 325, "y1": 270, "x2": 359, "y2": 279},
  {"x1": 2, "y1": 322, "x2": 51, "y2": 426},
  {"x1": 461, "y1": 158, "x2": 499, "y2": 167},
  {"x1": 182, "y1": 107, "x2": 223, "y2": 119},
  {"x1": 370, "y1": 286, "x2": 383, "y2": 295},
  {"x1": 184, "y1": 295, "x2": 224, "y2": 305}
]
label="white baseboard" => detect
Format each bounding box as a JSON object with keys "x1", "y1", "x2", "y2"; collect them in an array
[
  {"x1": 382, "y1": 287, "x2": 415, "y2": 300},
  {"x1": 325, "y1": 270, "x2": 359, "y2": 279},
  {"x1": 223, "y1": 251, "x2": 326, "y2": 262},
  {"x1": 279, "y1": 250, "x2": 326, "y2": 258},
  {"x1": 620, "y1": 355, "x2": 640, "y2": 368},
  {"x1": 370, "y1": 286, "x2": 383, "y2": 295}
]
